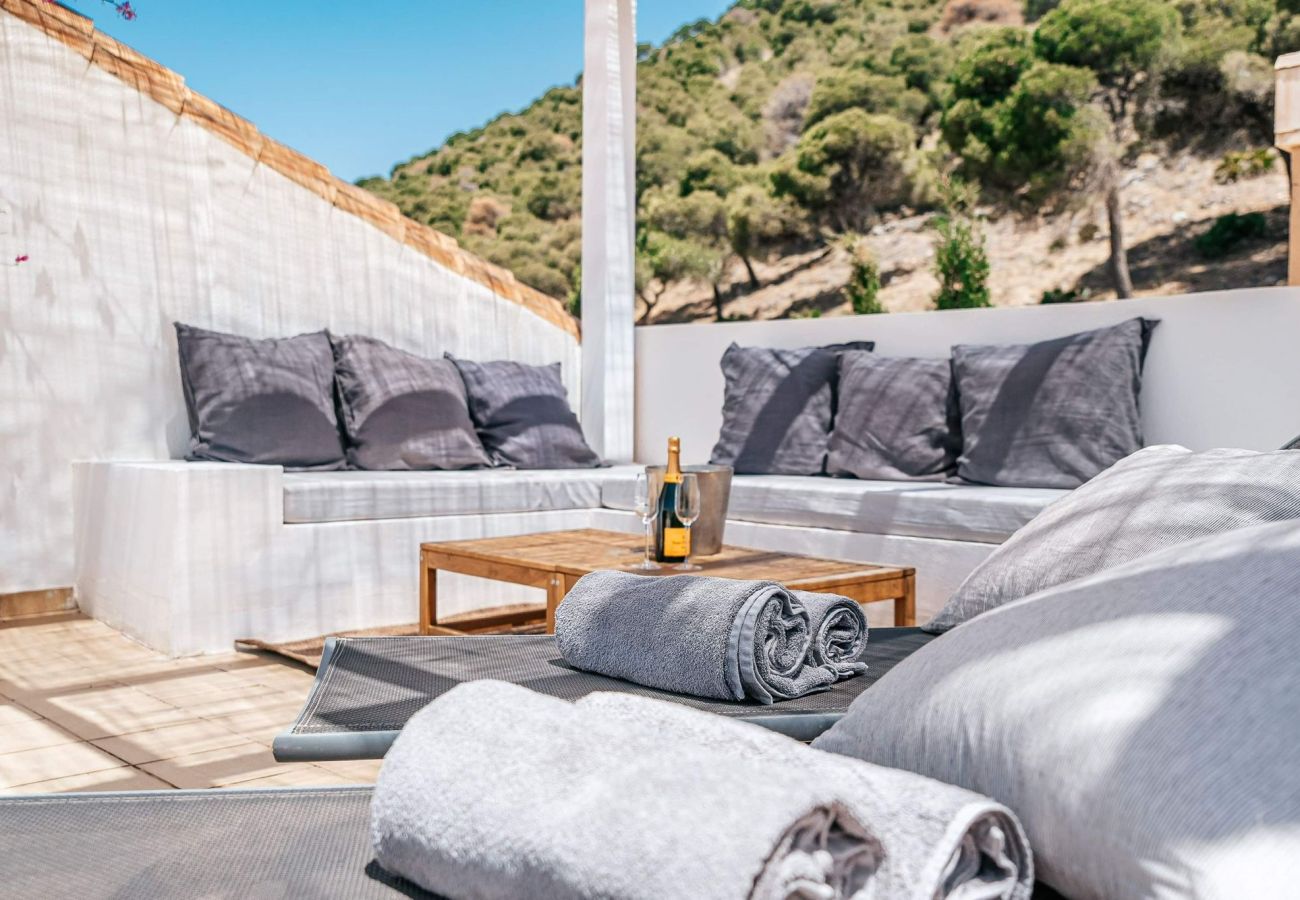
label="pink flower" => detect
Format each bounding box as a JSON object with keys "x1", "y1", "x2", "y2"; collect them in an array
[
  {"x1": 98, "y1": 0, "x2": 137, "y2": 20},
  {"x1": 14, "y1": 255, "x2": 29, "y2": 265}
]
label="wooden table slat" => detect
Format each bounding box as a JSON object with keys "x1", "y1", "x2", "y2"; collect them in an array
[{"x1": 418, "y1": 529, "x2": 915, "y2": 634}]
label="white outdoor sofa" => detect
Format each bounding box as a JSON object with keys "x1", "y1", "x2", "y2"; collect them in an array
[{"x1": 74, "y1": 288, "x2": 1300, "y2": 656}]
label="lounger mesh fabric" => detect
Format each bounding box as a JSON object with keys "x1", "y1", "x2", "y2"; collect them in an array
[
  {"x1": 281, "y1": 630, "x2": 935, "y2": 753},
  {"x1": 0, "y1": 787, "x2": 1068, "y2": 900},
  {"x1": 0, "y1": 787, "x2": 430, "y2": 899}
]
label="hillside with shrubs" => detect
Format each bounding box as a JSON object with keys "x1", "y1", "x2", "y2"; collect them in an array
[{"x1": 359, "y1": 0, "x2": 1294, "y2": 322}]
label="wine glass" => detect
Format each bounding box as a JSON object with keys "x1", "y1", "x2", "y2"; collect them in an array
[
  {"x1": 628, "y1": 470, "x2": 660, "y2": 570},
  {"x1": 673, "y1": 472, "x2": 702, "y2": 571}
]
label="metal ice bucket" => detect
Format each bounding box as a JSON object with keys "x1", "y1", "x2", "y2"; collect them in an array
[{"x1": 646, "y1": 464, "x2": 733, "y2": 556}]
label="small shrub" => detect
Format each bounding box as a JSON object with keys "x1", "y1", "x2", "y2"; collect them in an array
[
  {"x1": 1214, "y1": 149, "x2": 1276, "y2": 184},
  {"x1": 931, "y1": 180, "x2": 991, "y2": 310},
  {"x1": 1078, "y1": 222, "x2": 1101, "y2": 242},
  {"x1": 1041, "y1": 286, "x2": 1090, "y2": 304},
  {"x1": 789, "y1": 307, "x2": 822, "y2": 319},
  {"x1": 841, "y1": 235, "x2": 884, "y2": 315},
  {"x1": 1048, "y1": 236, "x2": 1067, "y2": 253},
  {"x1": 1194, "y1": 212, "x2": 1268, "y2": 259}
]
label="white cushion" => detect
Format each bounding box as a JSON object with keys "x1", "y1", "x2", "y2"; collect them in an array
[
  {"x1": 603, "y1": 474, "x2": 1063, "y2": 544},
  {"x1": 813, "y1": 519, "x2": 1300, "y2": 899},
  {"x1": 283, "y1": 465, "x2": 643, "y2": 524},
  {"x1": 927, "y1": 445, "x2": 1300, "y2": 632}
]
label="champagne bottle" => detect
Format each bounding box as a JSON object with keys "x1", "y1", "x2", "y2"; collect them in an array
[{"x1": 655, "y1": 437, "x2": 690, "y2": 564}]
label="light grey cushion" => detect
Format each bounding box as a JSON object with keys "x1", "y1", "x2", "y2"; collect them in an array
[
  {"x1": 926, "y1": 445, "x2": 1300, "y2": 633},
  {"x1": 814, "y1": 519, "x2": 1300, "y2": 899},
  {"x1": 447, "y1": 357, "x2": 602, "y2": 469},
  {"x1": 709, "y1": 344, "x2": 841, "y2": 475},
  {"x1": 283, "y1": 464, "x2": 643, "y2": 523},
  {"x1": 952, "y1": 318, "x2": 1158, "y2": 488},
  {"x1": 175, "y1": 322, "x2": 345, "y2": 470},
  {"x1": 330, "y1": 335, "x2": 488, "y2": 471},
  {"x1": 602, "y1": 473, "x2": 1063, "y2": 544},
  {"x1": 827, "y1": 353, "x2": 960, "y2": 481}
]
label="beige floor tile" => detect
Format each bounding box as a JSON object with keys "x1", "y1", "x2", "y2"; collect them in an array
[
  {"x1": 138, "y1": 741, "x2": 291, "y2": 789},
  {"x1": 0, "y1": 717, "x2": 81, "y2": 755},
  {"x1": 224, "y1": 672, "x2": 315, "y2": 697},
  {"x1": 20, "y1": 684, "x2": 195, "y2": 740},
  {"x1": 6, "y1": 767, "x2": 173, "y2": 794},
  {"x1": 202, "y1": 708, "x2": 302, "y2": 745},
  {"x1": 90, "y1": 718, "x2": 249, "y2": 765},
  {"x1": 0, "y1": 701, "x2": 42, "y2": 726},
  {"x1": 316, "y1": 758, "x2": 383, "y2": 783},
  {"x1": 128, "y1": 669, "x2": 263, "y2": 706},
  {"x1": 222, "y1": 765, "x2": 354, "y2": 789},
  {"x1": 0, "y1": 742, "x2": 127, "y2": 788},
  {"x1": 180, "y1": 689, "x2": 307, "y2": 721}
]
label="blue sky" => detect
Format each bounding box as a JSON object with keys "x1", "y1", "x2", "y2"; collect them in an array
[{"x1": 81, "y1": 0, "x2": 733, "y2": 182}]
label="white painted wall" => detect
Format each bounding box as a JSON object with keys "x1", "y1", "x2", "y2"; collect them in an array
[
  {"x1": 636, "y1": 288, "x2": 1300, "y2": 464},
  {"x1": 0, "y1": 16, "x2": 580, "y2": 593}
]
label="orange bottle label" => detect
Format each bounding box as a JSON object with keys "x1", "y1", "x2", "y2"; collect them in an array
[{"x1": 662, "y1": 527, "x2": 690, "y2": 558}]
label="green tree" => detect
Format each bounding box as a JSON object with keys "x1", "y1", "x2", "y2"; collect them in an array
[
  {"x1": 644, "y1": 188, "x2": 733, "y2": 320},
  {"x1": 679, "y1": 149, "x2": 740, "y2": 197},
  {"x1": 636, "y1": 232, "x2": 717, "y2": 323},
  {"x1": 1034, "y1": 0, "x2": 1180, "y2": 296},
  {"x1": 943, "y1": 51, "x2": 1099, "y2": 206},
  {"x1": 724, "y1": 183, "x2": 794, "y2": 289},
  {"x1": 771, "y1": 109, "x2": 915, "y2": 233},
  {"x1": 931, "y1": 181, "x2": 990, "y2": 310},
  {"x1": 803, "y1": 71, "x2": 928, "y2": 130}
]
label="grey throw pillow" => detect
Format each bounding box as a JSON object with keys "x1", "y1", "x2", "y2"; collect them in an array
[
  {"x1": 814, "y1": 519, "x2": 1300, "y2": 899},
  {"x1": 175, "y1": 322, "x2": 345, "y2": 470},
  {"x1": 926, "y1": 445, "x2": 1300, "y2": 633},
  {"x1": 447, "y1": 356, "x2": 602, "y2": 469},
  {"x1": 826, "y1": 353, "x2": 960, "y2": 481},
  {"x1": 331, "y1": 335, "x2": 489, "y2": 471},
  {"x1": 952, "y1": 317, "x2": 1158, "y2": 488},
  {"x1": 710, "y1": 342, "x2": 874, "y2": 476}
]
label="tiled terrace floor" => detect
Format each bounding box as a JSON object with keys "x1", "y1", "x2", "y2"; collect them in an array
[{"x1": 0, "y1": 612, "x2": 381, "y2": 794}]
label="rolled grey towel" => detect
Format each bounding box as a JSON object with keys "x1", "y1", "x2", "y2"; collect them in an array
[
  {"x1": 799, "y1": 591, "x2": 869, "y2": 678},
  {"x1": 371, "y1": 680, "x2": 883, "y2": 900},
  {"x1": 581, "y1": 691, "x2": 1034, "y2": 900},
  {"x1": 555, "y1": 570, "x2": 853, "y2": 703}
]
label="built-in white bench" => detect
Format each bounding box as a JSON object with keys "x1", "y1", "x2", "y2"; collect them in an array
[{"x1": 74, "y1": 288, "x2": 1300, "y2": 656}]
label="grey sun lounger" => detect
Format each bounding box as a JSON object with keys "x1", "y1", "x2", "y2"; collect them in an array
[
  {"x1": 0, "y1": 785, "x2": 1068, "y2": 900},
  {"x1": 273, "y1": 627, "x2": 937, "y2": 762}
]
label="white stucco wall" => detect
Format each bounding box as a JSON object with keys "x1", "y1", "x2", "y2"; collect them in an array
[
  {"x1": 636, "y1": 288, "x2": 1300, "y2": 465},
  {"x1": 0, "y1": 15, "x2": 581, "y2": 593}
]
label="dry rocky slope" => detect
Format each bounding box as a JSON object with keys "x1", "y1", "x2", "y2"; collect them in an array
[
  {"x1": 362, "y1": 0, "x2": 1291, "y2": 324},
  {"x1": 651, "y1": 153, "x2": 1289, "y2": 323}
]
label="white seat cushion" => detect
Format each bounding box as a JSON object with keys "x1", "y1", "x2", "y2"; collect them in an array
[
  {"x1": 283, "y1": 466, "x2": 643, "y2": 524},
  {"x1": 604, "y1": 474, "x2": 1064, "y2": 544}
]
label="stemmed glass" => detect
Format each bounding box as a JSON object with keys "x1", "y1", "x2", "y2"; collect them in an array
[
  {"x1": 628, "y1": 471, "x2": 660, "y2": 570},
  {"x1": 673, "y1": 472, "x2": 702, "y2": 571}
]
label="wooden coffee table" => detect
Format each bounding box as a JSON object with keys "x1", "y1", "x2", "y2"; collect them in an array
[{"x1": 419, "y1": 528, "x2": 915, "y2": 635}]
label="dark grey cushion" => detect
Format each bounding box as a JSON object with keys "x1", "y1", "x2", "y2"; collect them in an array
[
  {"x1": 827, "y1": 353, "x2": 960, "y2": 481},
  {"x1": 925, "y1": 444, "x2": 1300, "y2": 633},
  {"x1": 331, "y1": 335, "x2": 489, "y2": 471},
  {"x1": 447, "y1": 357, "x2": 602, "y2": 469},
  {"x1": 952, "y1": 318, "x2": 1158, "y2": 488},
  {"x1": 175, "y1": 322, "x2": 345, "y2": 470},
  {"x1": 709, "y1": 342, "x2": 873, "y2": 476},
  {"x1": 815, "y1": 519, "x2": 1300, "y2": 899}
]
